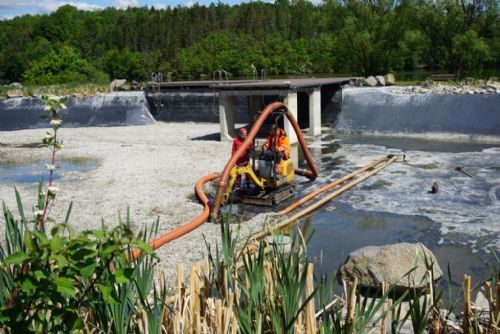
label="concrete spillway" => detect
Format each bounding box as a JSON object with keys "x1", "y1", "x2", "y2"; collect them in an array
[
  {"x1": 335, "y1": 87, "x2": 500, "y2": 138},
  {"x1": 0, "y1": 92, "x2": 155, "y2": 131}
]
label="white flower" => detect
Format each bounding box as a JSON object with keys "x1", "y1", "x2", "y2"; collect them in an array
[
  {"x1": 48, "y1": 186, "x2": 59, "y2": 194},
  {"x1": 44, "y1": 164, "x2": 56, "y2": 171},
  {"x1": 44, "y1": 105, "x2": 52, "y2": 111},
  {"x1": 50, "y1": 119, "x2": 62, "y2": 126},
  {"x1": 44, "y1": 133, "x2": 53, "y2": 140},
  {"x1": 60, "y1": 103, "x2": 67, "y2": 110},
  {"x1": 34, "y1": 210, "x2": 44, "y2": 217}
]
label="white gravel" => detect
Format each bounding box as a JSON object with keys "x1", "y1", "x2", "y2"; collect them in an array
[{"x1": 0, "y1": 122, "x2": 274, "y2": 287}]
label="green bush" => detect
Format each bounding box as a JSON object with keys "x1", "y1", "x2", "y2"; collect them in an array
[{"x1": 22, "y1": 46, "x2": 108, "y2": 85}]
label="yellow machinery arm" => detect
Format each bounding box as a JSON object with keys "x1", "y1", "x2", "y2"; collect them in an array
[{"x1": 224, "y1": 163, "x2": 265, "y2": 201}]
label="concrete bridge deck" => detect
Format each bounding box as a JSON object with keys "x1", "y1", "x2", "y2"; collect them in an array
[{"x1": 147, "y1": 77, "x2": 357, "y2": 143}]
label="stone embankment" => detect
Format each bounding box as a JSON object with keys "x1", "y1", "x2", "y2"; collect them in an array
[
  {"x1": 390, "y1": 79, "x2": 500, "y2": 95},
  {"x1": 357, "y1": 74, "x2": 500, "y2": 94}
]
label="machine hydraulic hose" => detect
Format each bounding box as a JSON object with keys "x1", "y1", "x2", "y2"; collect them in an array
[{"x1": 211, "y1": 101, "x2": 319, "y2": 221}]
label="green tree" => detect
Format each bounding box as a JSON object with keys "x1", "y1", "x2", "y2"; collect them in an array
[
  {"x1": 103, "y1": 49, "x2": 149, "y2": 80},
  {"x1": 417, "y1": 0, "x2": 496, "y2": 76},
  {"x1": 23, "y1": 46, "x2": 108, "y2": 85},
  {"x1": 334, "y1": 0, "x2": 407, "y2": 76}
]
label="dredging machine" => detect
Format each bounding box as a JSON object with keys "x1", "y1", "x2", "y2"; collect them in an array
[{"x1": 220, "y1": 103, "x2": 319, "y2": 208}]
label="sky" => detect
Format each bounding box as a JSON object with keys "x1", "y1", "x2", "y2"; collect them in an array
[{"x1": 0, "y1": 0, "x2": 256, "y2": 20}]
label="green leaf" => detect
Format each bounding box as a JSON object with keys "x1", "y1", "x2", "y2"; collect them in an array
[
  {"x1": 21, "y1": 276, "x2": 37, "y2": 292},
  {"x1": 66, "y1": 313, "x2": 84, "y2": 331},
  {"x1": 133, "y1": 240, "x2": 154, "y2": 255},
  {"x1": 5, "y1": 252, "x2": 29, "y2": 264},
  {"x1": 101, "y1": 244, "x2": 120, "y2": 258},
  {"x1": 33, "y1": 230, "x2": 49, "y2": 246},
  {"x1": 70, "y1": 247, "x2": 97, "y2": 262},
  {"x1": 113, "y1": 268, "x2": 133, "y2": 284},
  {"x1": 50, "y1": 235, "x2": 64, "y2": 252},
  {"x1": 24, "y1": 230, "x2": 35, "y2": 252},
  {"x1": 54, "y1": 277, "x2": 77, "y2": 296},
  {"x1": 98, "y1": 284, "x2": 119, "y2": 304},
  {"x1": 80, "y1": 263, "x2": 96, "y2": 279},
  {"x1": 64, "y1": 202, "x2": 73, "y2": 225},
  {"x1": 50, "y1": 255, "x2": 68, "y2": 269},
  {"x1": 90, "y1": 230, "x2": 106, "y2": 239},
  {"x1": 15, "y1": 188, "x2": 26, "y2": 222},
  {"x1": 34, "y1": 269, "x2": 48, "y2": 281}
]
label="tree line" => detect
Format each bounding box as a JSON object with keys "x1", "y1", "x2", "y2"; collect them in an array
[{"x1": 0, "y1": 0, "x2": 498, "y2": 85}]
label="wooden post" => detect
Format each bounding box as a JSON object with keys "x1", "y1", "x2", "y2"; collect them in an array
[
  {"x1": 177, "y1": 264, "x2": 185, "y2": 314},
  {"x1": 193, "y1": 264, "x2": 201, "y2": 326},
  {"x1": 223, "y1": 265, "x2": 228, "y2": 300},
  {"x1": 305, "y1": 263, "x2": 317, "y2": 334},
  {"x1": 189, "y1": 265, "x2": 197, "y2": 332},
  {"x1": 346, "y1": 277, "x2": 358, "y2": 334},
  {"x1": 463, "y1": 275, "x2": 471, "y2": 334},
  {"x1": 215, "y1": 299, "x2": 223, "y2": 334},
  {"x1": 386, "y1": 299, "x2": 393, "y2": 334},
  {"x1": 485, "y1": 282, "x2": 495, "y2": 327},
  {"x1": 204, "y1": 257, "x2": 211, "y2": 300},
  {"x1": 496, "y1": 282, "x2": 500, "y2": 323},
  {"x1": 380, "y1": 281, "x2": 387, "y2": 334}
]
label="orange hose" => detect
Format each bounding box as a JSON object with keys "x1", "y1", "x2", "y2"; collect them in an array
[
  {"x1": 131, "y1": 102, "x2": 320, "y2": 257},
  {"x1": 130, "y1": 172, "x2": 219, "y2": 260},
  {"x1": 211, "y1": 102, "x2": 319, "y2": 221},
  {"x1": 285, "y1": 109, "x2": 319, "y2": 179},
  {"x1": 278, "y1": 155, "x2": 389, "y2": 216}
]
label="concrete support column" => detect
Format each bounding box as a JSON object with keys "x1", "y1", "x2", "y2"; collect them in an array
[
  {"x1": 290, "y1": 145, "x2": 299, "y2": 169},
  {"x1": 284, "y1": 91, "x2": 298, "y2": 144},
  {"x1": 307, "y1": 88, "x2": 322, "y2": 137},
  {"x1": 248, "y1": 95, "x2": 261, "y2": 122},
  {"x1": 219, "y1": 95, "x2": 235, "y2": 141}
]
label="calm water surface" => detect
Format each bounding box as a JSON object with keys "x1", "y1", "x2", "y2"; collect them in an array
[{"x1": 0, "y1": 159, "x2": 97, "y2": 184}]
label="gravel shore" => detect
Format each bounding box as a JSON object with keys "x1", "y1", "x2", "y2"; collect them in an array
[{"x1": 0, "y1": 122, "x2": 272, "y2": 287}]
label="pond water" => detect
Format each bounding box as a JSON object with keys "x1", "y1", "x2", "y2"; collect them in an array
[
  {"x1": 0, "y1": 159, "x2": 97, "y2": 184},
  {"x1": 235, "y1": 132, "x2": 500, "y2": 287}
]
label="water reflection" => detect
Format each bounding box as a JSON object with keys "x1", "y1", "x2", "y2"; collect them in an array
[{"x1": 0, "y1": 158, "x2": 97, "y2": 184}]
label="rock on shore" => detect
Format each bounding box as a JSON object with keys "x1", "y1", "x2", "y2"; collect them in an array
[{"x1": 339, "y1": 242, "x2": 443, "y2": 290}]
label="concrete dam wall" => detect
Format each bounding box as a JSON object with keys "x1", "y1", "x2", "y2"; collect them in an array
[
  {"x1": 2, "y1": 87, "x2": 499, "y2": 139},
  {"x1": 335, "y1": 87, "x2": 500, "y2": 137},
  {"x1": 147, "y1": 90, "x2": 249, "y2": 123},
  {"x1": 0, "y1": 92, "x2": 155, "y2": 131}
]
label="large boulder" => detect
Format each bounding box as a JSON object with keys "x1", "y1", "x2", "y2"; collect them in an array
[
  {"x1": 375, "y1": 75, "x2": 386, "y2": 86},
  {"x1": 363, "y1": 76, "x2": 378, "y2": 87},
  {"x1": 6, "y1": 89, "x2": 23, "y2": 98},
  {"x1": 110, "y1": 79, "x2": 127, "y2": 91},
  {"x1": 384, "y1": 73, "x2": 396, "y2": 86},
  {"x1": 339, "y1": 243, "x2": 442, "y2": 290}
]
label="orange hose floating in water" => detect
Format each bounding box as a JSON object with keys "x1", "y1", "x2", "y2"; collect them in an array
[{"x1": 279, "y1": 155, "x2": 389, "y2": 216}]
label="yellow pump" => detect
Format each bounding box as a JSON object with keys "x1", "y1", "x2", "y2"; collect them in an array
[{"x1": 223, "y1": 158, "x2": 295, "y2": 205}]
